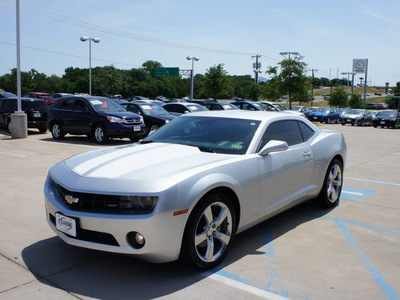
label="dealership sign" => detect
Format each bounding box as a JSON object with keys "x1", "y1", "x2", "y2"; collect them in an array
[{"x1": 353, "y1": 59, "x2": 368, "y2": 73}]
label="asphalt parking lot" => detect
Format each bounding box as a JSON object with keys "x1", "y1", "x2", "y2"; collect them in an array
[{"x1": 1, "y1": 124, "x2": 399, "y2": 300}]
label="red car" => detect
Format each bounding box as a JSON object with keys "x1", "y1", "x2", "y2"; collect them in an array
[{"x1": 24, "y1": 92, "x2": 54, "y2": 105}]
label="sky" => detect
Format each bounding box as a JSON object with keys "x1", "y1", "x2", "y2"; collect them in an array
[{"x1": 0, "y1": 0, "x2": 399, "y2": 86}]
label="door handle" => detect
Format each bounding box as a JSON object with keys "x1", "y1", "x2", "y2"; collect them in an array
[{"x1": 303, "y1": 151, "x2": 311, "y2": 158}]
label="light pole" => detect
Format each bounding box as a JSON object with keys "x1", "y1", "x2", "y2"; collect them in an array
[
  {"x1": 80, "y1": 36, "x2": 100, "y2": 95},
  {"x1": 310, "y1": 68, "x2": 318, "y2": 106},
  {"x1": 186, "y1": 56, "x2": 199, "y2": 100},
  {"x1": 279, "y1": 51, "x2": 300, "y2": 109}
]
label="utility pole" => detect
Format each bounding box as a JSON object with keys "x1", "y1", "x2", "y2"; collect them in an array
[
  {"x1": 310, "y1": 68, "x2": 318, "y2": 106},
  {"x1": 252, "y1": 54, "x2": 262, "y2": 84}
]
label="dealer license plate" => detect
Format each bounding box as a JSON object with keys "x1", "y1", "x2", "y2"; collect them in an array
[
  {"x1": 134, "y1": 125, "x2": 141, "y2": 131},
  {"x1": 34, "y1": 112, "x2": 41, "y2": 118},
  {"x1": 347, "y1": 119, "x2": 351, "y2": 122},
  {"x1": 55, "y1": 213, "x2": 77, "y2": 237},
  {"x1": 313, "y1": 117, "x2": 318, "y2": 120},
  {"x1": 380, "y1": 121, "x2": 385, "y2": 125}
]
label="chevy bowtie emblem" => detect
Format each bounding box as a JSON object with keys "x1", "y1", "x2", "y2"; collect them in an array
[{"x1": 65, "y1": 195, "x2": 79, "y2": 204}]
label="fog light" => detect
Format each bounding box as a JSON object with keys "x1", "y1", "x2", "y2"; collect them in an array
[{"x1": 127, "y1": 231, "x2": 145, "y2": 249}]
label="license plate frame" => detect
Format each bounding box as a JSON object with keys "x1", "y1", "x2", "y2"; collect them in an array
[
  {"x1": 55, "y1": 213, "x2": 78, "y2": 237},
  {"x1": 134, "y1": 125, "x2": 141, "y2": 132}
]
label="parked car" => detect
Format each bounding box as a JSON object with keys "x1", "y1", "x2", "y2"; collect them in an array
[
  {"x1": 44, "y1": 111, "x2": 346, "y2": 269},
  {"x1": 337, "y1": 108, "x2": 349, "y2": 122},
  {"x1": 263, "y1": 102, "x2": 306, "y2": 117},
  {"x1": 162, "y1": 103, "x2": 208, "y2": 116},
  {"x1": 341, "y1": 109, "x2": 373, "y2": 126},
  {"x1": 126, "y1": 96, "x2": 148, "y2": 102},
  {"x1": 0, "y1": 97, "x2": 48, "y2": 133},
  {"x1": 0, "y1": 91, "x2": 17, "y2": 98},
  {"x1": 202, "y1": 103, "x2": 240, "y2": 111},
  {"x1": 291, "y1": 106, "x2": 312, "y2": 117},
  {"x1": 24, "y1": 92, "x2": 54, "y2": 105},
  {"x1": 231, "y1": 101, "x2": 272, "y2": 111},
  {"x1": 47, "y1": 96, "x2": 146, "y2": 144},
  {"x1": 372, "y1": 111, "x2": 400, "y2": 129},
  {"x1": 308, "y1": 107, "x2": 340, "y2": 123},
  {"x1": 121, "y1": 102, "x2": 176, "y2": 135},
  {"x1": 51, "y1": 93, "x2": 73, "y2": 100}
]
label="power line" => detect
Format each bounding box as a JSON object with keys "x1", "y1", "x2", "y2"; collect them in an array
[{"x1": 0, "y1": 0, "x2": 281, "y2": 60}]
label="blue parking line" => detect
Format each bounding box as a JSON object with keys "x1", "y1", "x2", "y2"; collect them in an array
[
  {"x1": 341, "y1": 187, "x2": 376, "y2": 202},
  {"x1": 336, "y1": 221, "x2": 399, "y2": 300}
]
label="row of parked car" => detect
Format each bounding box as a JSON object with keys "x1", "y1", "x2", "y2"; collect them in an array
[{"x1": 292, "y1": 105, "x2": 400, "y2": 129}]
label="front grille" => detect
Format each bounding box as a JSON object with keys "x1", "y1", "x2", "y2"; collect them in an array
[
  {"x1": 122, "y1": 118, "x2": 142, "y2": 125},
  {"x1": 49, "y1": 213, "x2": 119, "y2": 246},
  {"x1": 55, "y1": 183, "x2": 153, "y2": 215}
]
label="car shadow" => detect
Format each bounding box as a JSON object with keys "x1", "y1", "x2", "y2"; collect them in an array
[{"x1": 22, "y1": 201, "x2": 333, "y2": 299}]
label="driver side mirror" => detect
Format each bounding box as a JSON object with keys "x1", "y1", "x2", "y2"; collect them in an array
[{"x1": 258, "y1": 140, "x2": 289, "y2": 156}]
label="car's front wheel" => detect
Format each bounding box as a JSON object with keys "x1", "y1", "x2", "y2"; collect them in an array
[
  {"x1": 51, "y1": 122, "x2": 65, "y2": 139},
  {"x1": 93, "y1": 124, "x2": 109, "y2": 144},
  {"x1": 181, "y1": 193, "x2": 236, "y2": 269},
  {"x1": 314, "y1": 158, "x2": 343, "y2": 208}
]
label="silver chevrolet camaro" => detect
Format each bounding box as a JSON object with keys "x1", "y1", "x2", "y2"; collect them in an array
[{"x1": 44, "y1": 110, "x2": 347, "y2": 269}]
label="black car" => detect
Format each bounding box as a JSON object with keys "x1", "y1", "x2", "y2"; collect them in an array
[
  {"x1": 121, "y1": 102, "x2": 176, "y2": 135},
  {"x1": 231, "y1": 101, "x2": 270, "y2": 111},
  {"x1": 202, "y1": 103, "x2": 240, "y2": 111},
  {"x1": 372, "y1": 111, "x2": 400, "y2": 129},
  {"x1": 48, "y1": 96, "x2": 146, "y2": 144},
  {"x1": 0, "y1": 91, "x2": 17, "y2": 98},
  {"x1": 341, "y1": 109, "x2": 373, "y2": 126},
  {"x1": 162, "y1": 103, "x2": 208, "y2": 116},
  {"x1": 0, "y1": 97, "x2": 48, "y2": 133}
]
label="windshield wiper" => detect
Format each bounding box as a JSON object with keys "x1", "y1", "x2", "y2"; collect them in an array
[{"x1": 197, "y1": 146, "x2": 215, "y2": 153}]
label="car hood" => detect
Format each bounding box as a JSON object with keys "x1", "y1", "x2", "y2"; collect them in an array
[
  {"x1": 63, "y1": 143, "x2": 233, "y2": 181},
  {"x1": 345, "y1": 114, "x2": 362, "y2": 118},
  {"x1": 99, "y1": 111, "x2": 141, "y2": 119},
  {"x1": 147, "y1": 113, "x2": 176, "y2": 121}
]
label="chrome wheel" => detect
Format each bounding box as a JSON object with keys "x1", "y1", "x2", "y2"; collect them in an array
[
  {"x1": 326, "y1": 163, "x2": 342, "y2": 204},
  {"x1": 194, "y1": 202, "x2": 233, "y2": 263},
  {"x1": 51, "y1": 122, "x2": 65, "y2": 140},
  {"x1": 94, "y1": 125, "x2": 108, "y2": 144}
]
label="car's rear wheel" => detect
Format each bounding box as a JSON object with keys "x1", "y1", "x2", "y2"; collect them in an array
[
  {"x1": 93, "y1": 124, "x2": 109, "y2": 144},
  {"x1": 39, "y1": 127, "x2": 47, "y2": 133},
  {"x1": 181, "y1": 193, "x2": 236, "y2": 269},
  {"x1": 51, "y1": 122, "x2": 65, "y2": 139},
  {"x1": 7, "y1": 119, "x2": 11, "y2": 133},
  {"x1": 314, "y1": 158, "x2": 343, "y2": 208}
]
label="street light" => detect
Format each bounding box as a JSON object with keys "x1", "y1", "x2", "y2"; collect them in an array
[
  {"x1": 186, "y1": 56, "x2": 199, "y2": 100},
  {"x1": 80, "y1": 36, "x2": 100, "y2": 95}
]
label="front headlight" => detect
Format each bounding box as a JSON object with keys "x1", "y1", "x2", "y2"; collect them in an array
[
  {"x1": 120, "y1": 195, "x2": 158, "y2": 211},
  {"x1": 107, "y1": 116, "x2": 123, "y2": 123}
]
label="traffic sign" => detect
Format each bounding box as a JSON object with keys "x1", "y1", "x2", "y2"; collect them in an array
[{"x1": 155, "y1": 67, "x2": 179, "y2": 78}]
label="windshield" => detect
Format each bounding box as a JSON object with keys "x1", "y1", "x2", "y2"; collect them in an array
[
  {"x1": 139, "y1": 104, "x2": 169, "y2": 115},
  {"x1": 187, "y1": 104, "x2": 208, "y2": 112},
  {"x1": 89, "y1": 98, "x2": 126, "y2": 113},
  {"x1": 314, "y1": 107, "x2": 330, "y2": 113},
  {"x1": 222, "y1": 104, "x2": 239, "y2": 110},
  {"x1": 291, "y1": 106, "x2": 301, "y2": 111},
  {"x1": 142, "y1": 116, "x2": 261, "y2": 155},
  {"x1": 347, "y1": 109, "x2": 364, "y2": 115},
  {"x1": 378, "y1": 111, "x2": 396, "y2": 117},
  {"x1": 274, "y1": 103, "x2": 288, "y2": 110}
]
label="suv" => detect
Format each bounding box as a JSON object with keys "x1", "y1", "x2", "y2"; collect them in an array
[
  {"x1": 24, "y1": 92, "x2": 54, "y2": 105},
  {"x1": 0, "y1": 97, "x2": 48, "y2": 133},
  {"x1": 48, "y1": 96, "x2": 146, "y2": 144}
]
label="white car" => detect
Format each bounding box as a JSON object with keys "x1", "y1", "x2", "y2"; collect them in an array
[
  {"x1": 261, "y1": 101, "x2": 306, "y2": 118},
  {"x1": 44, "y1": 111, "x2": 346, "y2": 269}
]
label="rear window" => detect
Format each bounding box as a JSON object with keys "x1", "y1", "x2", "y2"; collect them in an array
[{"x1": 22, "y1": 100, "x2": 48, "y2": 111}]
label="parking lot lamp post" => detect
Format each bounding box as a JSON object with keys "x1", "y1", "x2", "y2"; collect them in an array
[
  {"x1": 80, "y1": 36, "x2": 100, "y2": 95},
  {"x1": 186, "y1": 56, "x2": 199, "y2": 100}
]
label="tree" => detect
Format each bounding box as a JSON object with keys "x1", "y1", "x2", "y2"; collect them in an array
[
  {"x1": 201, "y1": 64, "x2": 232, "y2": 100},
  {"x1": 329, "y1": 86, "x2": 348, "y2": 107},
  {"x1": 268, "y1": 56, "x2": 309, "y2": 109},
  {"x1": 247, "y1": 83, "x2": 262, "y2": 101},
  {"x1": 348, "y1": 93, "x2": 363, "y2": 108},
  {"x1": 142, "y1": 60, "x2": 163, "y2": 78}
]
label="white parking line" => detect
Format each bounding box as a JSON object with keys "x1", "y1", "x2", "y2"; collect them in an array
[
  {"x1": 342, "y1": 191, "x2": 363, "y2": 196},
  {"x1": 203, "y1": 271, "x2": 289, "y2": 300},
  {"x1": 0, "y1": 151, "x2": 27, "y2": 158}
]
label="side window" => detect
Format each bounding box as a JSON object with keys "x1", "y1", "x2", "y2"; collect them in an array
[
  {"x1": 298, "y1": 121, "x2": 315, "y2": 142},
  {"x1": 213, "y1": 104, "x2": 223, "y2": 110},
  {"x1": 259, "y1": 120, "x2": 303, "y2": 150},
  {"x1": 60, "y1": 99, "x2": 75, "y2": 110},
  {"x1": 74, "y1": 100, "x2": 89, "y2": 112}
]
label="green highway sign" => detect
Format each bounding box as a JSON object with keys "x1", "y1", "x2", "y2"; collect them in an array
[{"x1": 155, "y1": 67, "x2": 179, "y2": 78}]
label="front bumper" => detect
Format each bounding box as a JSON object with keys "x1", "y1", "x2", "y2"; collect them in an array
[
  {"x1": 44, "y1": 175, "x2": 185, "y2": 263},
  {"x1": 106, "y1": 122, "x2": 146, "y2": 139}
]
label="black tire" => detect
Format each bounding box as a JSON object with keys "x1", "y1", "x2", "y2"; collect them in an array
[
  {"x1": 314, "y1": 158, "x2": 343, "y2": 208},
  {"x1": 7, "y1": 119, "x2": 11, "y2": 133},
  {"x1": 180, "y1": 193, "x2": 236, "y2": 270},
  {"x1": 39, "y1": 127, "x2": 47, "y2": 133},
  {"x1": 341, "y1": 123, "x2": 345, "y2": 126},
  {"x1": 93, "y1": 124, "x2": 109, "y2": 144},
  {"x1": 51, "y1": 122, "x2": 65, "y2": 140}
]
